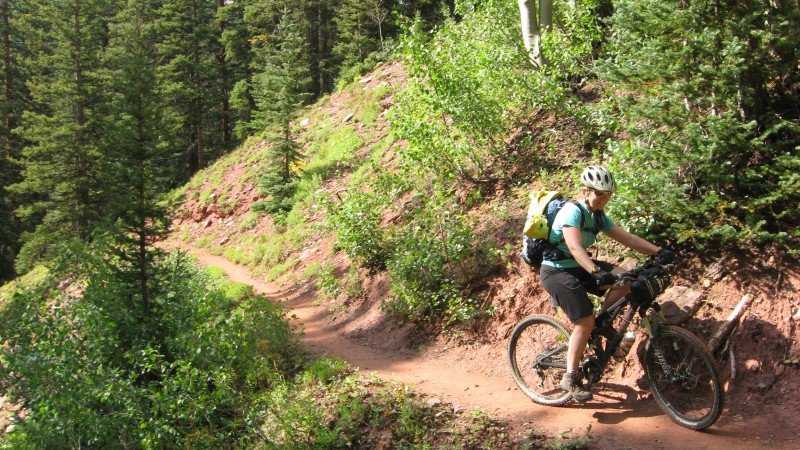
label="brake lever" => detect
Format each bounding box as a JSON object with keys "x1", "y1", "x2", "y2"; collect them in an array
[{"x1": 613, "y1": 272, "x2": 637, "y2": 287}]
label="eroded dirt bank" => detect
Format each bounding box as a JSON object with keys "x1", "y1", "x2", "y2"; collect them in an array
[{"x1": 177, "y1": 243, "x2": 799, "y2": 450}]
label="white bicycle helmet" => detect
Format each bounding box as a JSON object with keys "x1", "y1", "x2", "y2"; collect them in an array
[{"x1": 581, "y1": 166, "x2": 617, "y2": 192}]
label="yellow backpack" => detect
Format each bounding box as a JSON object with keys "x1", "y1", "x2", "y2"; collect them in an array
[
  {"x1": 521, "y1": 190, "x2": 601, "y2": 268},
  {"x1": 522, "y1": 190, "x2": 563, "y2": 239}
]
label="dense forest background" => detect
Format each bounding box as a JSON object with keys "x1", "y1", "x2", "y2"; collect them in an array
[
  {"x1": 1, "y1": 0, "x2": 799, "y2": 447},
  {"x1": 0, "y1": 0, "x2": 453, "y2": 283}
]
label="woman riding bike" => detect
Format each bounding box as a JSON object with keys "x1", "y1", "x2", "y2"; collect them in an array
[{"x1": 540, "y1": 165, "x2": 674, "y2": 402}]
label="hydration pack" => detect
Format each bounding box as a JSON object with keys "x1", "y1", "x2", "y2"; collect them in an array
[{"x1": 520, "y1": 190, "x2": 602, "y2": 269}]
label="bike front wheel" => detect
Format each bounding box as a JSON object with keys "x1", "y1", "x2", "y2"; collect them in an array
[
  {"x1": 508, "y1": 315, "x2": 572, "y2": 405},
  {"x1": 644, "y1": 326, "x2": 724, "y2": 430}
]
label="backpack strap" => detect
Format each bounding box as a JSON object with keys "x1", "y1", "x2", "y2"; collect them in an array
[
  {"x1": 551, "y1": 201, "x2": 603, "y2": 241},
  {"x1": 544, "y1": 201, "x2": 604, "y2": 263},
  {"x1": 568, "y1": 200, "x2": 601, "y2": 234}
]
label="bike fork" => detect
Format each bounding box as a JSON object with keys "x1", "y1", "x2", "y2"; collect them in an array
[{"x1": 642, "y1": 307, "x2": 679, "y2": 381}]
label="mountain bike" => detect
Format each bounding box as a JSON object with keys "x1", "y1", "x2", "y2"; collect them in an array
[{"x1": 507, "y1": 257, "x2": 724, "y2": 430}]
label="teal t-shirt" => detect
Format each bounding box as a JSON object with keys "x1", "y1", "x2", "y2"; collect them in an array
[{"x1": 542, "y1": 201, "x2": 615, "y2": 269}]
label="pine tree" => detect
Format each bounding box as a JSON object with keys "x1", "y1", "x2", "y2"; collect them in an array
[
  {"x1": 219, "y1": 0, "x2": 259, "y2": 140},
  {"x1": 0, "y1": 0, "x2": 32, "y2": 281},
  {"x1": 156, "y1": 0, "x2": 226, "y2": 178},
  {"x1": 597, "y1": 0, "x2": 800, "y2": 246},
  {"x1": 103, "y1": 0, "x2": 177, "y2": 321},
  {"x1": 333, "y1": 0, "x2": 378, "y2": 80},
  {"x1": 9, "y1": 0, "x2": 117, "y2": 272},
  {"x1": 251, "y1": 7, "x2": 312, "y2": 218},
  {"x1": 303, "y1": 0, "x2": 338, "y2": 95}
]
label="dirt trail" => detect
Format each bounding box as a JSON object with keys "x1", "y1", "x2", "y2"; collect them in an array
[{"x1": 179, "y1": 244, "x2": 795, "y2": 449}]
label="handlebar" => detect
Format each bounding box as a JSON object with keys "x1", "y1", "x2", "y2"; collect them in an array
[{"x1": 613, "y1": 253, "x2": 674, "y2": 286}]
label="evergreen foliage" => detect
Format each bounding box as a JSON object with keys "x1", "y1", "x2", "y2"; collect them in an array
[
  {"x1": 103, "y1": 0, "x2": 178, "y2": 318},
  {"x1": 0, "y1": 0, "x2": 454, "y2": 274},
  {"x1": 0, "y1": 0, "x2": 32, "y2": 282},
  {"x1": 1, "y1": 253, "x2": 303, "y2": 447},
  {"x1": 333, "y1": 0, "x2": 383, "y2": 83},
  {"x1": 9, "y1": 0, "x2": 118, "y2": 273},
  {"x1": 596, "y1": 0, "x2": 800, "y2": 249},
  {"x1": 218, "y1": 0, "x2": 257, "y2": 140},
  {"x1": 155, "y1": 0, "x2": 226, "y2": 177},
  {"x1": 250, "y1": 7, "x2": 312, "y2": 219}
]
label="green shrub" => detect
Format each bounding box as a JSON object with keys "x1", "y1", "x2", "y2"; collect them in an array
[
  {"x1": 391, "y1": 0, "x2": 584, "y2": 186},
  {"x1": 327, "y1": 188, "x2": 390, "y2": 271},
  {"x1": 315, "y1": 263, "x2": 341, "y2": 300},
  {"x1": 385, "y1": 192, "x2": 478, "y2": 324},
  {"x1": 597, "y1": 0, "x2": 800, "y2": 251},
  {"x1": 0, "y1": 252, "x2": 302, "y2": 448},
  {"x1": 343, "y1": 265, "x2": 363, "y2": 299}
]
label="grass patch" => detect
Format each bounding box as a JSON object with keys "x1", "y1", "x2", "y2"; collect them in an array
[
  {"x1": 303, "y1": 126, "x2": 364, "y2": 180},
  {"x1": 195, "y1": 235, "x2": 212, "y2": 249},
  {"x1": 0, "y1": 265, "x2": 51, "y2": 302},
  {"x1": 222, "y1": 247, "x2": 249, "y2": 265},
  {"x1": 238, "y1": 211, "x2": 261, "y2": 232},
  {"x1": 267, "y1": 257, "x2": 299, "y2": 281},
  {"x1": 301, "y1": 261, "x2": 322, "y2": 281},
  {"x1": 199, "y1": 188, "x2": 216, "y2": 206},
  {"x1": 204, "y1": 265, "x2": 253, "y2": 303},
  {"x1": 253, "y1": 357, "x2": 531, "y2": 449}
]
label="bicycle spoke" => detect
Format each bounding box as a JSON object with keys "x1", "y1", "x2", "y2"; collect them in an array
[
  {"x1": 508, "y1": 315, "x2": 572, "y2": 405},
  {"x1": 645, "y1": 327, "x2": 724, "y2": 430}
]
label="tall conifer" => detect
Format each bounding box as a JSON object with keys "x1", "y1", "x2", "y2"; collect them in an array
[
  {"x1": 251, "y1": 7, "x2": 312, "y2": 218},
  {"x1": 333, "y1": 0, "x2": 378, "y2": 79},
  {"x1": 219, "y1": 0, "x2": 259, "y2": 140},
  {"x1": 104, "y1": 0, "x2": 177, "y2": 322},
  {"x1": 598, "y1": 0, "x2": 800, "y2": 245},
  {"x1": 156, "y1": 0, "x2": 225, "y2": 178},
  {"x1": 10, "y1": 0, "x2": 117, "y2": 272},
  {"x1": 0, "y1": 0, "x2": 32, "y2": 280}
]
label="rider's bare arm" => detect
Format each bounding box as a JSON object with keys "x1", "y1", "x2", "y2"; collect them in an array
[
  {"x1": 563, "y1": 225, "x2": 597, "y2": 274},
  {"x1": 605, "y1": 225, "x2": 660, "y2": 256}
]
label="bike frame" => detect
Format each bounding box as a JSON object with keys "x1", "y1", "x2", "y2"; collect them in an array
[
  {"x1": 583, "y1": 294, "x2": 674, "y2": 386},
  {"x1": 581, "y1": 295, "x2": 637, "y2": 384}
]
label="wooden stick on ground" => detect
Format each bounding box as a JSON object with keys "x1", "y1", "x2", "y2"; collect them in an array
[{"x1": 709, "y1": 293, "x2": 754, "y2": 355}]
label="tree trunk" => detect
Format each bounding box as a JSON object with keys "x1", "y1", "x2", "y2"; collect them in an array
[
  {"x1": 2, "y1": 0, "x2": 12, "y2": 157},
  {"x1": 217, "y1": 0, "x2": 231, "y2": 147},
  {"x1": 518, "y1": 0, "x2": 552, "y2": 67}
]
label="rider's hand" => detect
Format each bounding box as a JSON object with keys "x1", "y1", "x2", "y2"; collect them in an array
[
  {"x1": 592, "y1": 271, "x2": 617, "y2": 288},
  {"x1": 656, "y1": 248, "x2": 676, "y2": 264}
]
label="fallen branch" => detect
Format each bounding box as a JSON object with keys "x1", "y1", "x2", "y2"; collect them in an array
[
  {"x1": 709, "y1": 293, "x2": 754, "y2": 355},
  {"x1": 726, "y1": 326, "x2": 739, "y2": 381}
]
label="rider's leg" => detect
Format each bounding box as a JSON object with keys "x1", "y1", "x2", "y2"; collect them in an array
[
  {"x1": 567, "y1": 314, "x2": 595, "y2": 373},
  {"x1": 539, "y1": 265, "x2": 596, "y2": 401},
  {"x1": 561, "y1": 314, "x2": 595, "y2": 402}
]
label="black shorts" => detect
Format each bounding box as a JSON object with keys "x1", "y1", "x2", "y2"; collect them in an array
[{"x1": 539, "y1": 260, "x2": 616, "y2": 323}]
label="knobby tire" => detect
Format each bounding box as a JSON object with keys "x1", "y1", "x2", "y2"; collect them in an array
[
  {"x1": 644, "y1": 326, "x2": 724, "y2": 430},
  {"x1": 508, "y1": 315, "x2": 572, "y2": 406}
]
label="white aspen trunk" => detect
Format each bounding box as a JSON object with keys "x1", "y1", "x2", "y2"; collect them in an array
[{"x1": 518, "y1": 0, "x2": 553, "y2": 67}]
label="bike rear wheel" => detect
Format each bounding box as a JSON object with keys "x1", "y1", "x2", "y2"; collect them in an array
[
  {"x1": 508, "y1": 315, "x2": 572, "y2": 405},
  {"x1": 644, "y1": 326, "x2": 724, "y2": 430}
]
